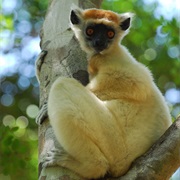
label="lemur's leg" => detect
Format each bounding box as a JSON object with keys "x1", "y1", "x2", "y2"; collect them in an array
[{"x1": 46, "y1": 77, "x2": 111, "y2": 178}]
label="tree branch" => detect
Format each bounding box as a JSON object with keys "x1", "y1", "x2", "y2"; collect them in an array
[{"x1": 109, "y1": 116, "x2": 180, "y2": 180}]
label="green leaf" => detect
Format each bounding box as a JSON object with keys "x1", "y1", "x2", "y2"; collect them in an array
[{"x1": 11, "y1": 127, "x2": 19, "y2": 132}]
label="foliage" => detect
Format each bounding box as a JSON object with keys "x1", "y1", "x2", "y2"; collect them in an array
[
  {"x1": 0, "y1": 121, "x2": 37, "y2": 180},
  {"x1": 0, "y1": 0, "x2": 48, "y2": 179},
  {"x1": 0, "y1": 0, "x2": 179, "y2": 179}
]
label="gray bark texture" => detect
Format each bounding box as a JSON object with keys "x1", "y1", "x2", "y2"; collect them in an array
[{"x1": 36, "y1": 0, "x2": 180, "y2": 179}]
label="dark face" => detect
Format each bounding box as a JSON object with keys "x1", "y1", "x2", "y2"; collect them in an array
[{"x1": 85, "y1": 24, "x2": 115, "y2": 53}]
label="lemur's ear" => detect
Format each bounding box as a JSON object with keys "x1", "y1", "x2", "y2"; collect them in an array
[
  {"x1": 70, "y1": 7, "x2": 83, "y2": 25},
  {"x1": 119, "y1": 13, "x2": 134, "y2": 31},
  {"x1": 70, "y1": 10, "x2": 80, "y2": 24},
  {"x1": 120, "y1": 18, "x2": 131, "y2": 30}
]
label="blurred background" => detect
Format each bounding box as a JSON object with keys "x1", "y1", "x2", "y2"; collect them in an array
[{"x1": 0, "y1": 0, "x2": 179, "y2": 179}]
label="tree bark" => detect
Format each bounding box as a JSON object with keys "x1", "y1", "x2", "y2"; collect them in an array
[{"x1": 36, "y1": 0, "x2": 180, "y2": 179}]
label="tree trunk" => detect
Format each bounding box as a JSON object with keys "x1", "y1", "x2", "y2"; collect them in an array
[
  {"x1": 36, "y1": 0, "x2": 180, "y2": 179},
  {"x1": 37, "y1": 0, "x2": 102, "y2": 179}
]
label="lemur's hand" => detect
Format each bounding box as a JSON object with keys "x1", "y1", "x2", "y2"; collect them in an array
[{"x1": 36, "y1": 102, "x2": 48, "y2": 125}]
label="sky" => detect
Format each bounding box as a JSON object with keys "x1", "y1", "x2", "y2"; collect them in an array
[{"x1": 143, "y1": 0, "x2": 179, "y2": 20}]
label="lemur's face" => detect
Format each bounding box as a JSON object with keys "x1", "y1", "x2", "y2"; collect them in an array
[
  {"x1": 84, "y1": 23, "x2": 115, "y2": 53},
  {"x1": 70, "y1": 8, "x2": 132, "y2": 56}
]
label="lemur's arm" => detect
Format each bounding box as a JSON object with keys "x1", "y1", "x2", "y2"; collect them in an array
[{"x1": 88, "y1": 65, "x2": 153, "y2": 102}]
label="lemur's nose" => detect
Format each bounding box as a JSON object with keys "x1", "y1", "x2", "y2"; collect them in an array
[
  {"x1": 94, "y1": 39, "x2": 104, "y2": 46},
  {"x1": 93, "y1": 39, "x2": 107, "y2": 52}
]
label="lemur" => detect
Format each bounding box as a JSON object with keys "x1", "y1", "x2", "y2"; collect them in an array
[{"x1": 36, "y1": 7, "x2": 171, "y2": 179}]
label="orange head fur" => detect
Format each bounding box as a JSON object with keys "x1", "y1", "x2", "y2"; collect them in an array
[{"x1": 83, "y1": 9, "x2": 120, "y2": 25}]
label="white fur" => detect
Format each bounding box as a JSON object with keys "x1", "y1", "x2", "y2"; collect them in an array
[{"x1": 47, "y1": 8, "x2": 172, "y2": 178}]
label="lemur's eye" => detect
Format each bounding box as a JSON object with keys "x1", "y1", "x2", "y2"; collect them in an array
[
  {"x1": 107, "y1": 30, "x2": 115, "y2": 39},
  {"x1": 86, "y1": 28, "x2": 94, "y2": 36}
]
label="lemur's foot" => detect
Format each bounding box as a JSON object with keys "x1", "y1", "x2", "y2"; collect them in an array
[
  {"x1": 36, "y1": 102, "x2": 48, "y2": 125},
  {"x1": 43, "y1": 148, "x2": 70, "y2": 168}
]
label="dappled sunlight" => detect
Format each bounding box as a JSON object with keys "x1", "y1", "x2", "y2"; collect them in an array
[{"x1": 26, "y1": 104, "x2": 39, "y2": 119}]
